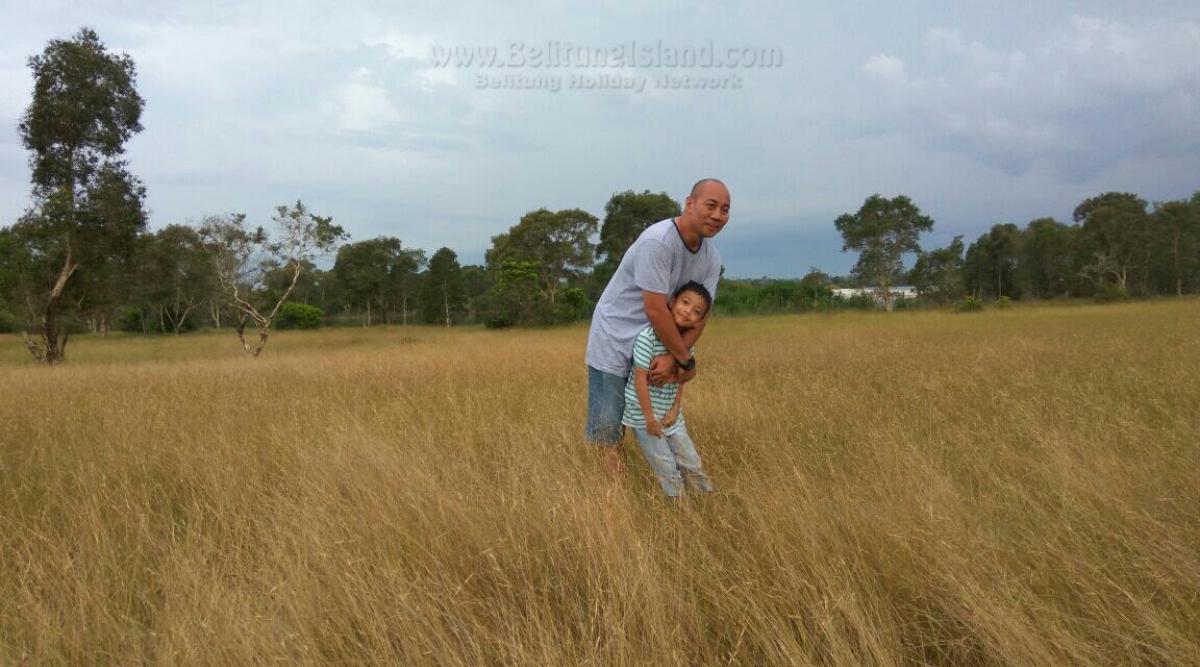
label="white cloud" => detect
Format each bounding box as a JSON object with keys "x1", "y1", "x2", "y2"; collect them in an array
[
  {"x1": 334, "y1": 68, "x2": 405, "y2": 131},
  {"x1": 861, "y1": 53, "x2": 907, "y2": 85}
]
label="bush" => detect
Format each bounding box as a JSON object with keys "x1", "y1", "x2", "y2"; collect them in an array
[
  {"x1": 275, "y1": 302, "x2": 323, "y2": 330},
  {"x1": 995, "y1": 296, "x2": 1012, "y2": 309},
  {"x1": 1094, "y1": 284, "x2": 1129, "y2": 303},
  {"x1": 0, "y1": 309, "x2": 17, "y2": 333},
  {"x1": 955, "y1": 295, "x2": 985, "y2": 312}
]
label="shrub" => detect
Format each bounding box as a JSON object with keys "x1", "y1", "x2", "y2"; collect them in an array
[
  {"x1": 955, "y1": 295, "x2": 985, "y2": 312},
  {"x1": 275, "y1": 302, "x2": 323, "y2": 330},
  {"x1": 1094, "y1": 284, "x2": 1129, "y2": 303},
  {"x1": 995, "y1": 296, "x2": 1012, "y2": 309},
  {"x1": 0, "y1": 309, "x2": 17, "y2": 333}
]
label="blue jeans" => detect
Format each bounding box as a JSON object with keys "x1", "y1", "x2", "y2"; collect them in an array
[
  {"x1": 586, "y1": 365, "x2": 627, "y2": 446},
  {"x1": 633, "y1": 425, "x2": 714, "y2": 497}
]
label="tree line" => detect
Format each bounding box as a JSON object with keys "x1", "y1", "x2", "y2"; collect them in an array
[{"x1": 2, "y1": 29, "x2": 1197, "y2": 364}]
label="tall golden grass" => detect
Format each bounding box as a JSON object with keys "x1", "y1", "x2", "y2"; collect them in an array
[{"x1": 1, "y1": 301, "x2": 1197, "y2": 664}]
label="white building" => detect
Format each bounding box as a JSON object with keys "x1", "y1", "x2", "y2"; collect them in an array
[{"x1": 832, "y1": 285, "x2": 918, "y2": 303}]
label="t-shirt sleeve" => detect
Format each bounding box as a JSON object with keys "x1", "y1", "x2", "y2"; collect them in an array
[
  {"x1": 633, "y1": 239, "x2": 673, "y2": 295},
  {"x1": 702, "y1": 253, "x2": 721, "y2": 302},
  {"x1": 631, "y1": 328, "x2": 657, "y2": 370}
]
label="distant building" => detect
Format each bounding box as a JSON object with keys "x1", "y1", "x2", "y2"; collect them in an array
[{"x1": 832, "y1": 285, "x2": 918, "y2": 303}]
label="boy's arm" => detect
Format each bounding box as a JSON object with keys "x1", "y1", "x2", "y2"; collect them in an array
[
  {"x1": 662, "y1": 383, "x2": 683, "y2": 426},
  {"x1": 634, "y1": 368, "x2": 663, "y2": 437}
]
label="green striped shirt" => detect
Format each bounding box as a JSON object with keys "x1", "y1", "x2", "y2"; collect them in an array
[{"x1": 621, "y1": 326, "x2": 690, "y2": 436}]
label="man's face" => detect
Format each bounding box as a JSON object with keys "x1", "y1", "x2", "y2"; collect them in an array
[
  {"x1": 670, "y1": 290, "x2": 708, "y2": 328},
  {"x1": 684, "y1": 182, "x2": 731, "y2": 238}
]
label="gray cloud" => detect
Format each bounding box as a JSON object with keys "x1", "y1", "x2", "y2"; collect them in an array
[{"x1": 2, "y1": 2, "x2": 1198, "y2": 276}]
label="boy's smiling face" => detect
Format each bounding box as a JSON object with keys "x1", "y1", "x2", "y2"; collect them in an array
[{"x1": 669, "y1": 289, "x2": 708, "y2": 329}]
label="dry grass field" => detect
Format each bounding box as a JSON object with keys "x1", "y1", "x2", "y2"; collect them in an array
[{"x1": 1, "y1": 301, "x2": 1198, "y2": 665}]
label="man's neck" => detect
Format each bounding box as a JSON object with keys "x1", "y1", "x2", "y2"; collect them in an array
[{"x1": 673, "y1": 217, "x2": 701, "y2": 251}]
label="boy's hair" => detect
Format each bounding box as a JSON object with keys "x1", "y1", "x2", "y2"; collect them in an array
[{"x1": 672, "y1": 280, "x2": 713, "y2": 312}]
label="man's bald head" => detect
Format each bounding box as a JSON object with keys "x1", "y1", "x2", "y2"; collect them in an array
[{"x1": 690, "y1": 178, "x2": 728, "y2": 199}]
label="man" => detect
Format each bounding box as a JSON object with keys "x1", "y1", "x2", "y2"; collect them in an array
[{"x1": 585, "y1": 178, "x2": 730, "y2": 471}]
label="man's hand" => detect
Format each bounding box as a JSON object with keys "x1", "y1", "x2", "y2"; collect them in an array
[
  {"x1": 676, "y1": 365, "x2": 697, "y2": 384},
  {"x1": 648, "y1": 354, "x2": 679, "y2": 385},
  {"x1": 646, "y1": 418, "x2": 664, "y2": 438}
]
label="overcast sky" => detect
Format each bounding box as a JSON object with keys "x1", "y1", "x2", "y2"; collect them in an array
[{"x1": 1, "y1": 1, "x2": 1198, "y2": 277}]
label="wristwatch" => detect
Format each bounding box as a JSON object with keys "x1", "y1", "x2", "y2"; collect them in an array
[{"x1": 678, "y1": 356, "x2": 696, "y2": 372}]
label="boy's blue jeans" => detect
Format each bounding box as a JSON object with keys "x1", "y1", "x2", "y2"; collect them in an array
[{"x1": 632, "y1": 426, "x2": 714, "y2": 497}]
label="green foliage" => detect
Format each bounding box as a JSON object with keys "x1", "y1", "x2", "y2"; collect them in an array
[
  {"x1": 419, "y1": 247, "x2": 466, "y2": 325},
  {"x1": 955, "y1": 295, "x2": 985, "y2": 312},
  {"x1": 1094, "y1": 284, "x2": 1129, "y2": 303},
  {"x1": 486, "y1": 208, "x2": 598, "y2": 306},
  {"x1": 275, "y1": 302, "x2": 324, "y2": 330},
  {"x1": 964, "y1": 223, "x2": 1023, "y2": 299},
  {"x1": 911, "y1": 236, "x2": 965, "y2": 304},
  {"x1": 995, "y1": 295, "x2": 1012, "y2": 309},
  {"x1": 0, "y1": 309, "x2": 16, "y2": 334}
]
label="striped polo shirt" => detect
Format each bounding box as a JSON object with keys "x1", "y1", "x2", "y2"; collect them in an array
[{"x1": 621, "y1": 325, "x2": 691, "y2": 436}]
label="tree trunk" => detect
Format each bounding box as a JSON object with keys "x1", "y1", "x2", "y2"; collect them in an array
[
  {"x1": 444, "y1": 290, "x2": 451, "y2": 327},
  {"x1": 24, "y1": 249, "x2": 78, "y2": 364},
  {"x1": 365, "y1": 300, "x2": 371, "y2": 327},
  {"x1": 1173, "y1": 233, "x2": 1183, "y2": 297}
]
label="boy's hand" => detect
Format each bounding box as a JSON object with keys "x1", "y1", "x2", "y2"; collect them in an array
[
  {"x1": 646, "y1": 418, "x2": 664, "y2": 438},
  {"x1": 661, "y1": 409, "x2": 678, "y2": 427},
  {"x1": 648, "y1": 354, "x2": 678, "y2": 385}
]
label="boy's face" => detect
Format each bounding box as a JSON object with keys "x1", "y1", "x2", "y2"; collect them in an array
[{"x1": 669, "y1": 289, "x2": 708, "y2": 329}]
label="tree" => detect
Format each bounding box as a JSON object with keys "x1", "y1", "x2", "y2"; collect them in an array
[
  {"x1": 460, "y1": 265, "x2": 491, "y2": 322},
  {"x1": 384, "y1": 246, "x2": 426, "y2": 325},
  {"x1": 910, "y1": 236, "x2": 965, "y2": 304},
  {"x1": 419, "y1": 247, "x2": 466, "y2": 326},
  {"x1": 834, "y1": 194, "x2": 934, "y2": 311},
  {"x1": 964, "y1": 224, "x2": 1023, "y2": 299},
  {"x1": 199, "y1": 202, "x2": 346, "y2": 356},
  {"x1": 332, "y1": 238, "x2": 399, "y2": 326},
  {"x1": 797, "y1": 268, "x2": 836, "y2": 311},
  {"x1": 486, "y1": 208, "x2": 598, "y2": 304},
  {"x1": 1073, "y1": 192, "x2": 1151, "y2": 294},
  {"x1": 593, "y1": 190, "x2": 681, "y2": 293},
  {"x1": 1019, "y1": 218, "x2": 1078, "y2": 298},
  {"x1": 138, "y1": 224, "x2": 214, "y2": 334},
  {"x1": 13, "y1": 27, "x2": 145, "y2": 363},
  {"x1": 1151, "y1": 196, "x2": 1200, "y2": 296}
]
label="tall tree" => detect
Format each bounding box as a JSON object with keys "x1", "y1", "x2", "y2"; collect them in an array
[
  {"x1": 1019, "y1": 218, "x2": 1078, "y2": 298},
  {"x1": 593, "y1": 190, "x2": 681, "y2": 292},
  {"x1": 1073, "y1": 192, "x2": 1151, "y2": 294},
  {"x1": 385, "y1": 246, "x2": 426, "y2": 325},
  {"x1": 333, "y1": 238, "x2": 397, "y2": 326},
  {"x1": 910, "y1": 236, "x2": 965, "y2": 304},
  {"x1": 486, "y1": 208, "x2": 598, "y2": 304},
  {"x1": 13, "y1": 27, "x2": 145, "y2": 363},
  {"x1": 419, "y1": 247, "x2": 465, "y2": 326},
  {"x1": 199, "y1": 202, "x2": 346, "y2": 356},
  {"x1": 1152, "y1": 196, "x2": 1200, "y2": 296},
  {"x1": 834, "y1": 194, "x2": 934, "y2": 311},
  {"x1": 964, "y1": 224, "x2": 1023, "y2": 299},
  {"x1": 139, "y1": 224, "x2": 214, "y2": 334}
]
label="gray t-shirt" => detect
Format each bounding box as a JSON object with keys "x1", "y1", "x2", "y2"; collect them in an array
[{"x1": 586, "y1": 218, "x2": 721, "y2": 377}]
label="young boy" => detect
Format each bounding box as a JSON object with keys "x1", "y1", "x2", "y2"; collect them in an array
[{"x1": 621, "y1": 281, "x2": 715, "y2": 497}]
